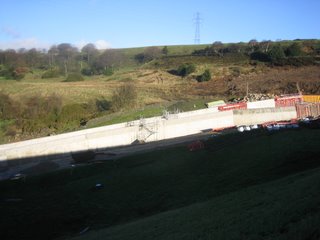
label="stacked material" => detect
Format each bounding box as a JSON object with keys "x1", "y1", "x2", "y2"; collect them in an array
[
  {"x1": 206, "y1": 100, "x2": 225, "y2": 108},
  {"x1": 296, "y1": 103, "x2": 320, "y2": 119},
  {"x1": 275, "y1": 95, "x2": 302, "y2": 107},
  {"x1": 302, "y1": 95, "x2": 320, "y2": 103},
  {"x1": 244, "y1": 93, "x2": 275, "y2": 102}
]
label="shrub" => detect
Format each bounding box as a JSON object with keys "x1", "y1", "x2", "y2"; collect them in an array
[
  {"x1": 0, "y1": 67, "x2": 28, "y2": 80},
  {"x1": 271, "y1": 56, "x2": 317, "y2": 67},
  {"x1": 81, "y1": 68, "x2": 94, "y2": 76},
  {"x1": 96, "y1": 98, "x2": 111, "y2": 112},
  {"x1": 12, "y1": 67, "x2": 28, "y2": 80},
  {"x1": 57, "y1": 103, "x2": 90, "y2": 130},
  {"x1": 162, "y1": 46, "x2": 168, "y2": 56},
  {"x1": 197, "y1": 69, "x2": 211, "y2": 82},
  {"x1": 65, "y1": 73, "x2": 84, "y2": 82},
  {"x1": 250, "y1": 51, "x2": 270, "y2": 62},
  {"x1": 103, "y1": 68, "x2": 114, "y2": 76},
  {"x1": 19, "y1": 94, "x2": 62, "y2": 134},
  {"x1": 134, "y1": 47, "x2": 161, "y2": 63},
  {"x1": 192, "y1": 47, "x2": 215, "y2": 56},
  {"x1": 0, "y1": 92, "x2": 21, "y2": 119},
  {"x1": 42, "y1": 68, "x2": 60, "y2": 78},
  {"x1": 268, "y1": 45, "x2": 286, "y2": 63},
  {"x1": 134, "y1": 53, "x2": 146, "y2": 63},
  {"x1": 285, "y1": 42, "x2": 303, "y2": 57},
  {"x1": 0, "y1": 68, "x2": 12, "y2": 79},
  {"x1": 111, "y1": 83, "x2": 137, "y2": 111},
  {"x1": 177, "y1": 63, "x2": 196, "y2": 77}
]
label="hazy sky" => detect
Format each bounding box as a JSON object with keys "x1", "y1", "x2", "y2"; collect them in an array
[{"x1": 0, "y1": 0, "x2": 319, "y2": 50}]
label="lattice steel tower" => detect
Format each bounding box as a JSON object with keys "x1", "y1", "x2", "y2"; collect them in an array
[{"x1": 194, "y1": 12, "x2": 201, "y2": 44}]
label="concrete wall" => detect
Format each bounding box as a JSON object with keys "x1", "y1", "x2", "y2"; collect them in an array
[
  {"x1": 0, "y1": 108, "x2": 233, "y2": 164},
  {"x1": 161, "y1": 111, "x2": 234, "y2": 140},
  {"x1": 0, "y1": 106, "x2": 298, "y2": 173},
  {"x1": 233, "y1": 107, "x2": 297, "y2": 126},
  {"x1": 247, "y1": 99, "x2": 275, "y2": 109}
]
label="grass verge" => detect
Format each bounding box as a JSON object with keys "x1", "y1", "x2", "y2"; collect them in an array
[{"x1": 0, "y1": 129, "x2": 320, "y2": 240}]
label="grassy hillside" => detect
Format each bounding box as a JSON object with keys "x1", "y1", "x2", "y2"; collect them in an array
[
  {"x1": 117, "y1": 44, "x2": 210, "y2": 57},
  {"x1": 0, "y1": 39, "x2": 320, "y2": 143},
  {"x1": 71, "y1": 167, "x2": 320, "y2": 240},
  {"x1": 1, "y1": 128, "x2": 320, "y2": 240}
]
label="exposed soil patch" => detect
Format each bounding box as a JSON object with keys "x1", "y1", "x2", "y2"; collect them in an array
[{"x1": 179, "y1": 66, "x2": 320, "y2": 99}]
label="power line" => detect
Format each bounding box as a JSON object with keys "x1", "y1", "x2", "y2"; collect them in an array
[{"x1": 194, "y1": 12, "x2": 201, "y2": 44}]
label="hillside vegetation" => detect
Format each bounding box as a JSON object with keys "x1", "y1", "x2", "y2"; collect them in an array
[
  {"x1": 1, "y1": 39, "x2": 320, "y2": 143},
  {"x1": 1, "y1": 128, "x2": 320, "y2": 240}
]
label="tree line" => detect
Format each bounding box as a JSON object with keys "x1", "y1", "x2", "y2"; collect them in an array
[
  {"x1": 192, "y1": 39, "x2": 320, "y2": 66},
  {"x1": 1, "y1": 40, "x2": 319, "y2": 81},
  {"x1": 0, "y1": 43, "x2": 169, "y2": 80},
  {"x1": 0, "y1": 43, "x2": 123, "y2": 80}
]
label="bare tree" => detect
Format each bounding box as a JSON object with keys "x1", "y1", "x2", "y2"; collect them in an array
[
  {"x1": 48, "y1": 45, "x2": 58, "y2": 67},
  {"x1": 260, "y1": 40, "x2": 272, "y2": 53},
  {"x1": 1, "y1": 49, "x2": 18, "y2": 67},
  {"x1": 95, "y1": 49, "x2": 125, "y2": 71},
  {"x1": 135, "y1": 47, "x2": 162, "y2": 63},
  {"x1": 210, "y1": 41, "x2": 223, "y2": 57},
  {"x1": 81, "y1": 43, "x2": 98, "y2": 65},
  {"x1": 144, "y1": 46, "x2": 161, "y2": 61},
  {"x1": 57, "y1": 43, "x2": 79, "y2": 75},
  {"x1": 248, "y1": 39, "x2": 258, "y2": 53}
]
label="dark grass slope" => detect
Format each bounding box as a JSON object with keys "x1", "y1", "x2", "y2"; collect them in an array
[
  {"x1": 72, "y1": 166, "x2": 320, "y2": 240},
  {"x1": 0, "y1": 129, "x2": 320, "y2": 240}
]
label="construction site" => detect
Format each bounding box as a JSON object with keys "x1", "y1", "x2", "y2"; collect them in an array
[{"x1": 0, "y1": 94, "x2": 320, "y2": 180}]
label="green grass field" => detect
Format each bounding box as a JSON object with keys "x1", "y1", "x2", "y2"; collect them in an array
[{"x1": 1, "y1": 128, "x2": 320, "y2": 240}]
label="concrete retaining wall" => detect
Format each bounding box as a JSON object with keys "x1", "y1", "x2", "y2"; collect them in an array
[
  {"x1": 0, "y1": 108, "x2": 233, "y2": 164},
  {"x1": 162, "y1": 111, "x2": 234, "y2": 139},
  {"x1": 0, "y1": 106, "x2": 298, "y2": 174},
  {"x1": 247, "y1": 99, "x2": 276, "y2": 109},
  {"x1": 233, "y1": 107, "x2": 297, "y2": 126}
]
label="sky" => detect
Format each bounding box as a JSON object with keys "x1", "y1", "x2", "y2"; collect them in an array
[{"x1": 0, "y1": 0, "x2": 319, "y2": 50}]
